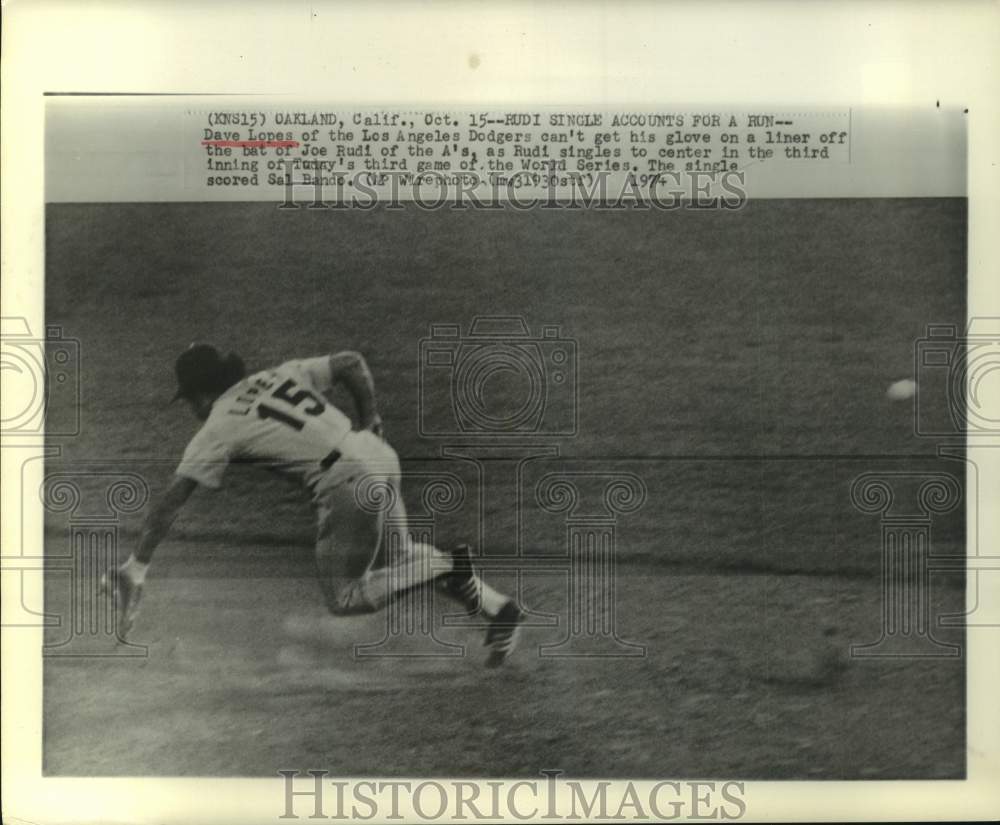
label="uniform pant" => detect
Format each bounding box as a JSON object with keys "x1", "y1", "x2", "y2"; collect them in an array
[{"x1": 312, "y1": 429, "x2": 450, "y2": 615}]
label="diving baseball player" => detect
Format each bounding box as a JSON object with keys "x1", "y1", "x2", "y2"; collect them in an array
[{"x1": 102, "y1": 344, "x2": 525, "y2": 667}]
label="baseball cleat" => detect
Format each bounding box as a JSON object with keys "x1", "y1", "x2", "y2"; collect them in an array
[
  {"x1": 484, "y1": 600, "x2": 526, "y2": 668},
  {"x1": 100, "y1": 566, "x2": 143, "y2": 640},
  {"x1": 444, "y1": 543, "x2": 482, "y2": 613}
]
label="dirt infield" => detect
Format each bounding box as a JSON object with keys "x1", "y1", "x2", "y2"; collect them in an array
[
  {"x1": 44, "y1": 566, "x2": 964, "y2": 778},
  {"x1": 43, "y1": 198, "x2": 966, "y2": 777}
]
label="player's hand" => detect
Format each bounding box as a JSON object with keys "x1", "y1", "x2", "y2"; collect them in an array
[{"x1": 100, "y1": 564, "x2": 143, "y2": 642}]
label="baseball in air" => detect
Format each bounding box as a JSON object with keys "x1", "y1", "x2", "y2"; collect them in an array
[{"x1": 886, "y1": 379, "x2": 917, "y2": 400}]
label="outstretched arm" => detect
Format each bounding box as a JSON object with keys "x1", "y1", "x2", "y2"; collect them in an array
[
  {"x1": 328, "y1": 350, "x2": 380, "y2": 433},
  {"x1": 104, "y1": 474, "x2": 198, "y2": 638},
  {"x1": 134, "y1": 475, "x2": 198, "y2": 564}
]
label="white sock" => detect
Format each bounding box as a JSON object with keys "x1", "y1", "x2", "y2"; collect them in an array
[
  {"x1": 410, "y1": 542, "x2": 453, "y2": 574},
  {"x1": 364, "y1": 542, "x2": 450, "y2": 609},
  {"x1": 122, "y1": 555, "x2": 149, "y2": 585},
  {"x1": 478, "y1": 578, "x2": 510, "y2": 618}
]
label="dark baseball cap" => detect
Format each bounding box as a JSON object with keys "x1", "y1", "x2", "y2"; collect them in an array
[{"x1": 172, "y1": 344, "x2": 245, "y2": 402}]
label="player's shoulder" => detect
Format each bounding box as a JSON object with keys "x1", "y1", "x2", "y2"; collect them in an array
[
  {"x1": 184, "y1": 410, "x2": 230, "y2": 455},
  {"x1": 275, "y1": 355, "x2": 331, "y2": 386},
  {"x1": 274, "y1": 356, "x2": 321, "y2": 373}
]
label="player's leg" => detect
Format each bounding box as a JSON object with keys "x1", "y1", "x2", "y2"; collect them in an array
[
  {"x1": 440, "y1": 542, "x2": 525, "y2": 667},
  {"x1": 363, "y1": 435, "x2": 525, "y2": 662},
  {"x1": 314, "y1": 490, "x2": 382, "y2": 615},
  {"x1": 354, "y1": 437, "x2": 459, "y2": 609},
  {"x1": 370, "y1": 527, "x2": 524, "y2": 666},
  {"x1": 435, "y1": 543, "x2": 513, "y2": 618},
  {"x1": 315, "y1": 433, "x2": 525, "y2": 664},
  {"x1": 365, "y1": 447, "x2": 514, "y2": 619},
  {"x1": 320, "y1": 483, "x2": 511, "y2": 618},
  {"x1": 314, "y1": 434, "x2": 456, "y2": 614}
]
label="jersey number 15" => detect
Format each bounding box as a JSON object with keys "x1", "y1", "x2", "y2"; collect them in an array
[{"x1": 257, "y1": 379, "x2": 324, "y2": 431}]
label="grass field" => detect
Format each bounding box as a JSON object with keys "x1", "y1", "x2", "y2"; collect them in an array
[{"x1": 43, "y1": 198, "x2": 966, "y2": 778}]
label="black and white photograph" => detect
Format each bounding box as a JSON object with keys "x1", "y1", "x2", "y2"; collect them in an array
[
  {"x1": 3, "y1": 4, "x2": 1000, "y2": 824},
  {"x1": 39, "y1": 105, "x2": 967, "y2": 781}
]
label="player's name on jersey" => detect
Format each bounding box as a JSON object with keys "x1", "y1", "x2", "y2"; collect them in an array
[{"x1": 225, "y1": 372, "x2": 278, "y2": 417}]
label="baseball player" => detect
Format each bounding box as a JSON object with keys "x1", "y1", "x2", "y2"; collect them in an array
[{"x1": 102, "y1": 344, "x2": 525, "y2": 667}]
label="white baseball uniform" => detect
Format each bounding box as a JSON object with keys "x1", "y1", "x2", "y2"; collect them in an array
[
  {"x1": 176, "y1": 357, "x2": 358, "y2": 494},
  {"x1": 174, "y1": 356, "x2": 443, "y2": 614}
]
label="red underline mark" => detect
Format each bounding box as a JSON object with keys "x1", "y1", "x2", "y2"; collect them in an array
[{"x1": 201, "y1": 140, "x2": 300, "y2": 148}]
